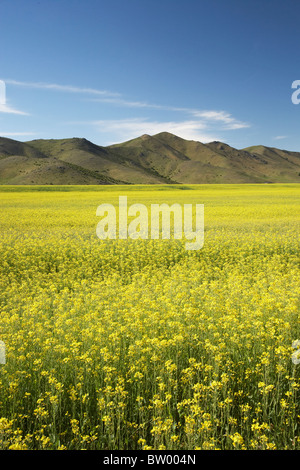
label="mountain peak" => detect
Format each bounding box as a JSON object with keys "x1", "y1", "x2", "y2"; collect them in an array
[{"x1": 154, "y1": 131, "x2": 185, "y2": 141}]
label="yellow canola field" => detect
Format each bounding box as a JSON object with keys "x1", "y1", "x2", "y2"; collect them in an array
[{"x1": 0, "y1": 184, "x2": 299, "y2": 450}]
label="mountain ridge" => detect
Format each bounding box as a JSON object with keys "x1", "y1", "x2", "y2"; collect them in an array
[{"x1": 0, "y1": 132, "x2": 300, "y2": 184}]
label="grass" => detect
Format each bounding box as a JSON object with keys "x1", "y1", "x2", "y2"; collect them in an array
[{"x1": 0, "y1": 184, "x2": 299, "y2": 450}]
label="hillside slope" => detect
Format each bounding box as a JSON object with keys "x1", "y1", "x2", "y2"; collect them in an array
[{"x1": 0, "y1": 133, "x2": 299, "y2": 184}]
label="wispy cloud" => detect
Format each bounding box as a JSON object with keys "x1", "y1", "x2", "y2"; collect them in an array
[
  {"x1": 4, "y1": 79, "x2": 251, "y2": 142},
  {"x1": 5, "y1": 79, "x2": 249, "y2": 129},
  {"x1": 191, "y1": 110, "x2": 250, "y2": 130},
  {"x1": 90, "y1": 96, "x2": 192, "y2": 112},
  {"x1": 92, "y1": 118, "x2": 220, "y2": 143},
  {"x1": 91, "y1": 97, "x2": 250, "y2": 131},
  {"x1": 0, "y1": 79, "x2": 29, "y2": 115},
  {"x1": 5, "y1": 79, "x2": 120, "y2": 97},
  {"x1": 273, "y1": 135, "x2": 288, "y2": 140},
  {"x1": 0, "y1": 103, "x2": 29, "y2": 115}
]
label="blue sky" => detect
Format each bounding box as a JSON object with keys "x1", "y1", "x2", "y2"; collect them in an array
[{"x1": 1, "y1": 0, "x2": 300, "y2": 150}]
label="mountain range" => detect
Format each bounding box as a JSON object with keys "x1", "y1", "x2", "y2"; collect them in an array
[{"x1": 0, "y1": 132, "x2": 300, "y2": 184}]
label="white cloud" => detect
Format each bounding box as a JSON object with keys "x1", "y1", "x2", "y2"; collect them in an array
[
  {"x1": 224, "y1": 122, "x2": 250, "y2": 130},
  {"x1": 90, "y1": 98, "x2": 250, "y2": 131},
  {"x1": 0, "y1": 80, "x2": 29, "y2": 115},
  {"x1": 193, "y1": 110, "x2": 234, "y2": 121},
  {"x1": 192, "y1": 110, "x2": 250, "y2": 130},
  {"x1": 91, "y1": 98, "x2": 249, "y2": 128},
  {"x1": 273, "y1": 135, "x2": 288, "y2": 140},
  {"x1": 90, "y1": 96, "x2": 191, "y2": 112},
  {"x1": 0, "y1": 103, "x2": 29, "y2": 115},
  {"x1": 5, "y1": 79, "x2": 120, "y2": 97},
  {"x1": 4, "y1": 79, "x2": 251, "y2": 142},
  {"x1": 93, "y1": 118, "x2": 220, "y2": 143}
]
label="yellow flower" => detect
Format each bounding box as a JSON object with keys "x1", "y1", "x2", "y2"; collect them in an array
[{"x1": 229, "y1": 432, "x2": 244, "y2": 448}]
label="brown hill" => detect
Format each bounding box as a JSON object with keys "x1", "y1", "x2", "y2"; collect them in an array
[{"x1": 0, "y1": 133, "x2": 299, "y2": 184}]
